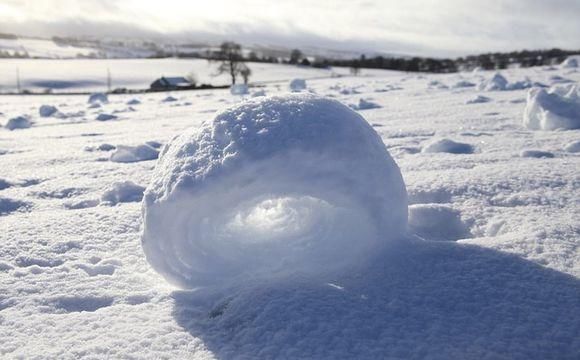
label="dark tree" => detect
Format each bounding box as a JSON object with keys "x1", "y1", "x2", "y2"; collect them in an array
[
  {"x1": 215, "y1": 42, "x2": 251, "y2": 85},
  {"x1": 289, "y1": 49, "x2": 303, "y2": 64}
]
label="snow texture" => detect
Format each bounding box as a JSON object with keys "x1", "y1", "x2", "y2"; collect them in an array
[
  {"x1": 523, "y1": 86, "x2": 580, "y2": 130},
  {"x1": 142, "y1": 93, "x2": 408, "y2": 288},
  {"x1": 422, "y1": 138, "x2": 475, "y2": 154}
]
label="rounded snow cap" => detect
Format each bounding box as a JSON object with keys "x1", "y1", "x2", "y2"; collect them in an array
[{"x1": 141, "y1": 93, "x2": 408, "y2": 288}]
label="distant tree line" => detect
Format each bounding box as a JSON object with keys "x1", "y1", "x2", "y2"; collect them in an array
[
  {"x1": 166, "y1": 45, "x2": 580, "y2": 73},
  {"x1": 324, "y1": 48, "x2": 580, "y2": 73}
]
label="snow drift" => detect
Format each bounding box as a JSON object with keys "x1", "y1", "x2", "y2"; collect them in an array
[
  {"x1": 141, "y1": 94, "x2": 408, "y2": 288},
  {"x1": 523, "y1": 86, "x2": 580, "y2": 130}
]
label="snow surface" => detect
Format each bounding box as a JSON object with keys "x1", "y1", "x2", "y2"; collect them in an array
[
  {"x1": 1, "y1": 63, "x2": 579, "y2": 359},
  {"x1": 0, "y1": 58, "x2": 386, "y2": 93},
  {"x1": 141, "y1": 93, "x2": 407, "y2": 288}
]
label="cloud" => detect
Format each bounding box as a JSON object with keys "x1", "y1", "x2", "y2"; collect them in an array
[{"x1": 0, "y1": 0, "x2": 578, "y2": 56}]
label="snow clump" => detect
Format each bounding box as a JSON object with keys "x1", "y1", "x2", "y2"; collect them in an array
[
  {"x1": 289, "y1": 78, "x2": 307, "y2": 92},
  {"x1": 95, "y1": 113, "x2": 117, "y2": 121},
  {"x1": 4, "y1": 116, "x2": 32, "y2": 130},
  {"x1": 561, "y1": 57, "x2": 578, "y2": 69},
  {"x1": 141, "y1": 93, "x2": 408, "y2": 288},
  {"x1": 39, "y1": 105, "x2": 58, "y2": 117},
  {"x1": 478, "y1": 73, "x2": 508, "y2": 91},
  {"x1": 88, "y1": 93, "x2": 108, "y2": 104},
  {"x1": 352, "y1": 98, "x2": 381, "y2": 110},
  {"x1": 110, "y1": 144, "x2": 159, "y2": 163},
  {"x1": 523, "y1": 86, "x2": 580, "y2": 130},
  {"x1": 101, "y1": 181, "x2": 145, "y2": 205},
  {"x1": 230, "y1": 84, "x2": 249, "y2": 95},
  {"x1": 422, "y1": 138, "x2": 475, "y2": 154},
  {"x1": 564, "y1": 140, "x2": 580, "y2": 153},
  {"x1": 466, "y1": 95, "x2": 491, "y2": 104}
]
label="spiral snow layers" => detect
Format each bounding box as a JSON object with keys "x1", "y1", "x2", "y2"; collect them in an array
[{"x1": 141, "y1": 94, "x2": 407, "y2": 288}]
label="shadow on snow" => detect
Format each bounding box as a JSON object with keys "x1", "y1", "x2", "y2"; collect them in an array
[{"x1": 171, "y1": 239, "x2": 580, "y2": 359}]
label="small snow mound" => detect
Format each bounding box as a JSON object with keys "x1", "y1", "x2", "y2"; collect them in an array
[
  {"x1": 289, "y1": 78, "x2": 307, "y2": 92},
  {"x1": 520, "y1": 149, "x2": 555, "y2": 158},
  {"x1": 110, "y1": 144, "x2": 159, "y2": 163},
  {"x1": 466, "y1": 95, "x2": 491, "y2": 104},
  {"x1": 564, "y1": 140, "x2": 580, "y2": 153},
  {"x1": 4, "y1": 116, "x2": 32, "y2": 130},
  {"x1": 230, "y1": 84, "x2": 249, "y2": 95},
  {"x1": 141, "y1": 93, "x2": 408, "y2": 288},
  {"x1": 126, "y1": 98, "x2": 141, "y2": 105},
  {"x1": 88, "y1": 93, "x2": 108, "y2": 104},
  {"x1": 408, "y1": 204, "x2": 471, "y2": 241},
  {"x1": 561, "y1": 57, "x2": 578, "y2": 68},
  {"x1": 101, "y1": 181, "x2": 145, "y2": 205},
  {"x1": 523, "y1": 87, "x2": 580, "y2": 130},
  {"x1": 428, "y1": 80, "x2": 448, "y2": 89},
  {"x1": 453, "y1": 80, "x2": 476, "y2": 88},
  {"x1": 478, "y1": 73, "x2": 508, "y2": 91},
  {"x1": 251, "y1": 89, "x2": 266, "y2": 97},
  {"x1": 422, "y1": 139, "x2": 475, "y2": 154},
  {"x1": 96, "y1": 113, "x2": 117, "y2": 121},
  {"x1": 39, "y1": 105, "x2": 58, "y2": 117},
  {"x1": 162, "y1": 96, "x2": 178, "y2": 102},
  {"x1": 352, "y1": 98, "x2": 381, "y2": 110}
]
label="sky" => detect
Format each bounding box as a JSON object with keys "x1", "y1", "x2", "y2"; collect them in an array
[{"x1": 0, "y1": 0, "x2": 579, "y2": 57}]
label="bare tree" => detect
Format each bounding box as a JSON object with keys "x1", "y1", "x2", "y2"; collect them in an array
[{"x1": 215, "y1": 41, "x2": 251, "y2": 85}]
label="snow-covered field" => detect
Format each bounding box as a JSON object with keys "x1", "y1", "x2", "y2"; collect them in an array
[
  {"x1": 0, "y1": 58, "x2": 384, "y2": 93},
  {"x1": 1, "y1": 62, "x2": 579, "y2": 359}
]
